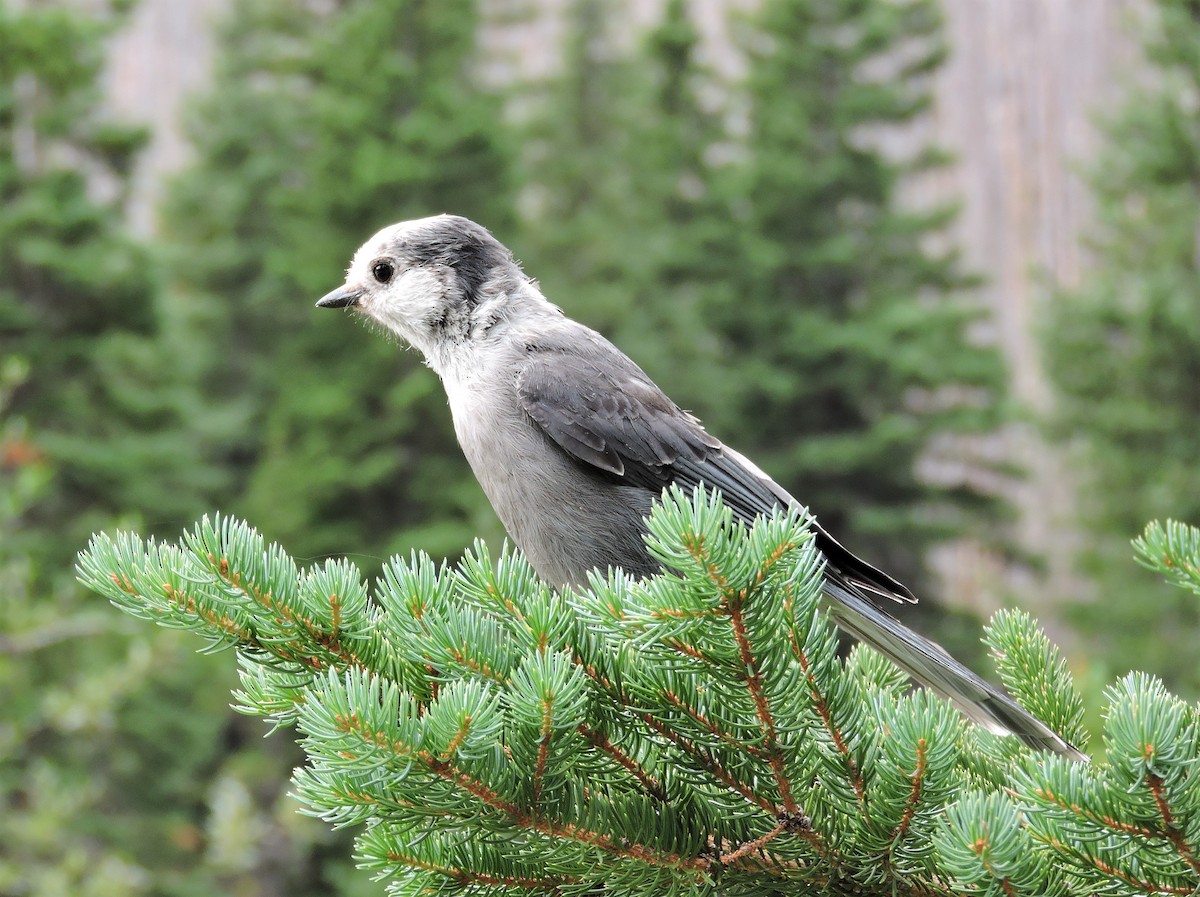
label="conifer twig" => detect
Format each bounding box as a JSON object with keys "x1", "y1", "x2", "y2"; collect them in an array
[{"x1": 1146, "y1": 773, "x2": 1200, "y2": 876}]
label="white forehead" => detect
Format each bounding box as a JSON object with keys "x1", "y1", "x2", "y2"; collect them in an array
[{"x1": 348, "y1": 215, "x2": 455, "y2": 273}]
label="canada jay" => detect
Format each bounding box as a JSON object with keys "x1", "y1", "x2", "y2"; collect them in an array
[{"x1": 317, "y1": 213, "x2": 1083, "y2": 760}]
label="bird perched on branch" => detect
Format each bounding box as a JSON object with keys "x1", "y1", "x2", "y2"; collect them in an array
[{"x1": 316, "y1": 213, "x2": 1084, "y2": 760}]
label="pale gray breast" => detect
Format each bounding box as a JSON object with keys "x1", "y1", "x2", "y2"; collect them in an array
[{"x1": 443, "y1": 350, "x2": 657, "y2": 588}]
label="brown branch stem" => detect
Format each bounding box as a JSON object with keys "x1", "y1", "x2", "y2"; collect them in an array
[
  {"x1": 796, "y1": 645, "x2": 867, "y2": 813},
  {"x1": 336, "y1": 713, "x2": 707, "y2": 874},
  {"x1": 386, "y1": 852, "x2": 578, "y2": 891},
  {"x1": 1147, "y1": 772, "x2": 1200, "y2": 875},
  {"x1": 891, "y1": 737, "x2": 928, "y2": 847},
  {"x1": 578, "y1": 723, "x2": 668, "y2": 804},
  {"x1": 719, "y1": 820, "x2": 787, "y2": 865}
]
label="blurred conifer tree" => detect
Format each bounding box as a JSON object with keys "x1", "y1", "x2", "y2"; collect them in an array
[
  {"x1": 516, "y1": 0, "x2": 722, "y2": 388},
  {"x1": 0, "y1": 0, "x2": 218, "y2": 574},
  {"x1": 0, "y1": 9, "x2": 287, "y2": 896},
  {"x1": 1044, "y1": 0, "x2": 1200, "y2": 694},
  {"x1": 163, "y1": 0, "x2": 518, "y2": 565},
  {"x1": 699, "y1": 0, "x2": 1007, "y2": 594},
  {"x1": 1, "y1": 1, "x2": 515, "y2": 895},
  {"x1": 518, "y1": 0, "x2": 1007, "y2": 601}
]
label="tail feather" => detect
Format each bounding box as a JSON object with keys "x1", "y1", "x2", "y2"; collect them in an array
[{"x1": 821, "y1": 578, "x2": 1087, "y2": 761}]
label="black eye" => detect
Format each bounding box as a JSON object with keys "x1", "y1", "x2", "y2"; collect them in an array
[{"x1": 372, "y1": 261, "x2": 394, "y2": 283}]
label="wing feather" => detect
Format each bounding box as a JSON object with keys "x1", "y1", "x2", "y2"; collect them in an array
[
  {"x1": 517, "y1": 327, "x2": 913, "y2": 604},
  {"x1": 518, "y1": 331, "x2": 717, "y2": 489}
]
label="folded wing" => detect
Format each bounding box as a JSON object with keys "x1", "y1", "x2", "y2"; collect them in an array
[{"x1": 516, "y1": 324, "x2": 1084, "y2": 759}]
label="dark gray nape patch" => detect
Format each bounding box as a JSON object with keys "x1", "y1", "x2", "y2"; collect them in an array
[{"x1": 410, "y1": 216, "x2": 511, "y2": 306}]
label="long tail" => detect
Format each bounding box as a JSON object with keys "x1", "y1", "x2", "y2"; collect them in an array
[{"x1": 821, "y1": 577, "x2": 1087, "y2": 760}]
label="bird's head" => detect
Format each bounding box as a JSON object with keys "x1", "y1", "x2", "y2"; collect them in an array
[{"x1": 316, "y1": 214, "x2": 520, "y2": 362}]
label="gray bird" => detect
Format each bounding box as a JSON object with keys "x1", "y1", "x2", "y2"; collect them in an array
[{"x1": 317, "y1": 213, "x2": 1084, "y2": 760}]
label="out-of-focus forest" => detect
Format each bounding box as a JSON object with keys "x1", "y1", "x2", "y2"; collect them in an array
[{"x1": 2, "y1": 0, "x2": 1197, "y2": 894}]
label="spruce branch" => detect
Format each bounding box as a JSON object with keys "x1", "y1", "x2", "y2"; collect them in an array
[
  {"x1": 78, "y1": 500, "x2": 1200, "y2": 896},
  {"x1": 984, "y1": 609, "x2": 1088, "y2": 752},
  {"x1": 1134, "y1": 520, "x2": 1200, "y2": 599}
]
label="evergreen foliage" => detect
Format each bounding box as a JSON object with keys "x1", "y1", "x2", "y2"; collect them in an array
[
  {"x1": 1043, "y1": 0, "x2": 1200, "y2": 693},
  {"x1": 161, "y1": 0, "x2": 518, "y2": 563},
  {"x1": 78, "y1": 491, "x2": 1200, "y2": 896}
]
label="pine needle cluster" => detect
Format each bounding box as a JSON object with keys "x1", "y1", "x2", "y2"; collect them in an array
[{"x1": 78, "y1": 491, "x2": 1200, "y2": 896}]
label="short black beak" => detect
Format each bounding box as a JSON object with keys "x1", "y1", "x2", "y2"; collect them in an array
[{"x1": 315, "y1": 285, "x2": 364, "y2": 309}]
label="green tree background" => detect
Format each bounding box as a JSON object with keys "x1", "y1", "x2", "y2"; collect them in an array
[
  {"x1": 2, "y1": 0, "x2": 1196, "y2": 894},
  {"x1": 161, "y1": 0, "x2": 517, "y2": 564},
  {"x1": 1043, "y1": 0, "x2": 1200, "y2": 694}
]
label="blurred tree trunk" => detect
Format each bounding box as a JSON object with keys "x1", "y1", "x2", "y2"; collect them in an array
[{"x1": 897, "y1": 0, "x2": 1144, "y2": 632}]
